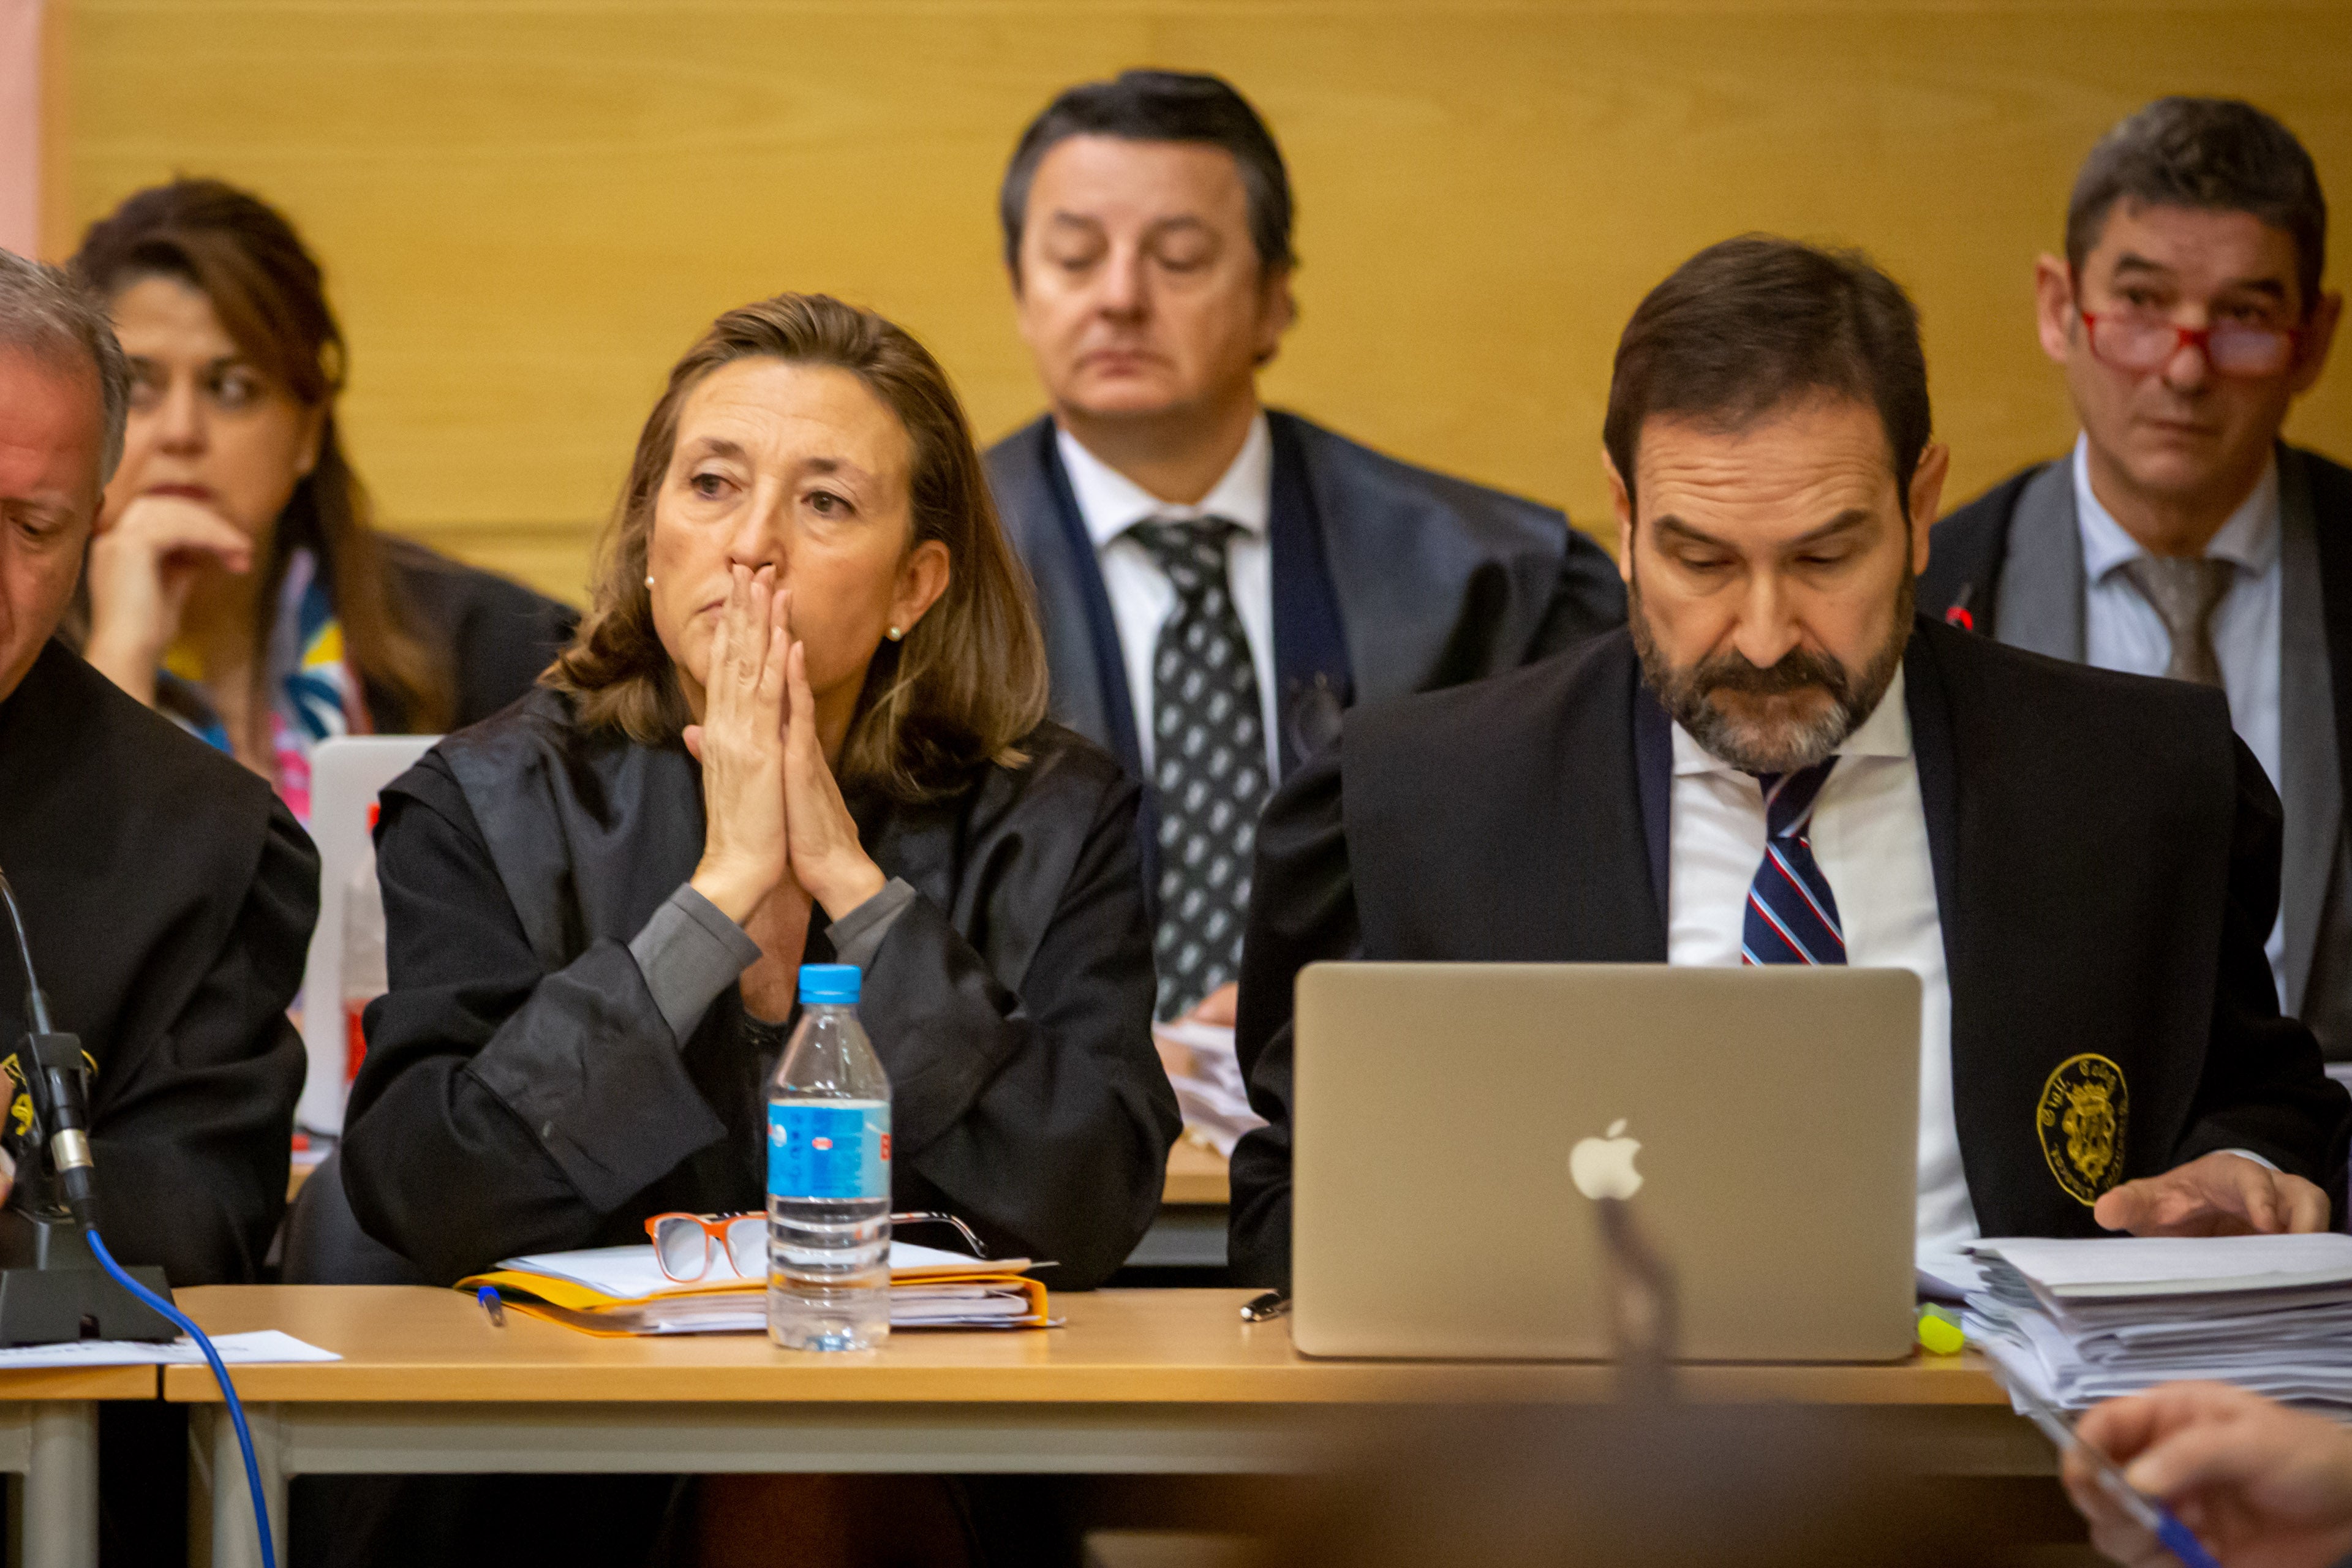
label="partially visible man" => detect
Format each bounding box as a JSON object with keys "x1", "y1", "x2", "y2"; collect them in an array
[
  {"x1": 1229, "y1": 236, "x2": 2349, "y2": 1289},
  {"x1": 0, "y1": 248, "x2": 314, "y2": 1560},
  {"x1": 1921, "y1": 98, "x2": 2348, "y2": 1056},
  {"x1": 987, "y1": 70, "x2": 1624, "y2": 1022},
  {"x1": 0, "y1": 246, "x2": 312, "y2": 1280}
]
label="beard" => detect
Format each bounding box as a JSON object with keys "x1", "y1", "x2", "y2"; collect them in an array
[{"x1": 1632, "y1": 569, "x2": 1916, "y2": 775}]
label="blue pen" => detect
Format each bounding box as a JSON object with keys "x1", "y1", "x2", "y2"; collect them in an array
[
  {"x1": 475, "y1": 1285, "x2": 505, "y2": 1328},
  {"x1": 2004, "y1": 1377, "x2": 2222, "y2": 1568}
]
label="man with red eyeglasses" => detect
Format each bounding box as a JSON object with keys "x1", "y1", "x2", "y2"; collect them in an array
[{"x1": 1923, "y1": 97, "x2": 2350, "y2": 1059}]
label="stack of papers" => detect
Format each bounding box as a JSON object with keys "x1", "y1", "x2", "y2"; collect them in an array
[
  {"x1": 1153, "y1": 1019, "x2": 1265, "y2": 1158},
  {"x1": 461, "y1": 1240, "x2": 1053, "y2": 1336},
  {"x1": 1962, "y1": 1234, "x2": 2352, "y2": 1412}
]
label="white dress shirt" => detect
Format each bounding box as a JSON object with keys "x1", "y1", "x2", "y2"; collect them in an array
[
  {"x1": 1666, "y1": 667, "x2": 2274, "y2": 1251},
  {"x1": 1664, "y1": 671, "x2": 1978, "y2": 1251},
  {"x1": 2074, "y1": 436, "x2": 2286, "y2": 989},
  {"x1": 1056, "y1": 415, "x2": 1282, "y2": 777}
]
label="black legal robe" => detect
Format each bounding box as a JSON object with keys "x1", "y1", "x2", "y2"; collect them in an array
[
  {"x1": 1229, "y1": 619, "x2": 2352, "y2": 1288},
  {"x1": 339, "y1": 688, "x2": 1179, "y2": 1290},
  {"x1": 1921, "y1": 443, "x2": 2352, "y2": 1064},
  {"x1": 0, "y1": 639, "x2": 314, "y2": 1283}
]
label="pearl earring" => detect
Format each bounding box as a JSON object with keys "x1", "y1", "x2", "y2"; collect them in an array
[
  {"x1": 644, "y1": 575, "x2": 656, "y2": 589},
  {"x1": 887, "y1": 625, "x2": 903, "y2": 642}
]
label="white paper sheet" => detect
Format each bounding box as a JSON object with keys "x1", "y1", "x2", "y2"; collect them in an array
[
  {"x1": 1971, "y1": 1234, "x2": 2352, "y2": 1298},
  {"x1": 0, "y1": 1329, "x2": 339, "y2": 1370},
  {"x1": 1915, "y1": 1246, "x2": 1988, "y2": 1301},
  {"x1": 1152, "y1": 1020, "x2": 1266, "y2": 1157}
]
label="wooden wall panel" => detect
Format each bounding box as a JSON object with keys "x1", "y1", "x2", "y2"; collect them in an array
[{"x1": 60, "y1": 1, "x2": 2352, "y2": 605}]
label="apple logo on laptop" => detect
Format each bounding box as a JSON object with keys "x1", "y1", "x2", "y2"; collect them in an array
[{"x1": 1569, "y1": 1118, "x2": 1644, "y2": 1200}]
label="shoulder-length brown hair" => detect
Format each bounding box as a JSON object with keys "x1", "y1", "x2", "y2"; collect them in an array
[
  {"x1": 71, "y1": 178, "x2": 454, "y2": 730},
  {"x1": 546, "y1": 293, "x2": 1049, "y2": 803}
]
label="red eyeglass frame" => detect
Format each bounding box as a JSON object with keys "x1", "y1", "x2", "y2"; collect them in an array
[
  {"x1": 643, "y1": 1212, "x2": 763, "y2": 1282},
  {"x1": 2076, "y1": 308, "x2": 2303, "y2": 379}
]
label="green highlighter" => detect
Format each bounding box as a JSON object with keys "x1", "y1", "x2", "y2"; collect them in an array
[{"x1": 1914, "y1": 1303, "x2": 1965, "y2": 1355}]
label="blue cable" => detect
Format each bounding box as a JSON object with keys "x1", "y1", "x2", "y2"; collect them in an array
[{"x1": 85, "y1": 1229, "x2": 276, "y2": 1568}]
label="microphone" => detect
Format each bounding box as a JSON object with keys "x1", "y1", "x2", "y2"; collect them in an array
[
  {"x1": 0, "y1": 865, "x2": 97, "y2": 1230},
  {"x1": 0, "y1": 865, "x2": 275, "y2": 1562}
]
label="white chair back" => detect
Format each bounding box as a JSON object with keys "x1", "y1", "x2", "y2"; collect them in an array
[{"x1": 296, "y1": 735, "x2": 438, "y2": 1133}]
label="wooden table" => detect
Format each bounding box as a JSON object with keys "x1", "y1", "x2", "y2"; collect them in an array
[
  {"x1": 0, "y1": 1364, "x2": 158, "y2": 1568},
  {"x1": 1161, "y1": 1140, "x2": 1231, "y2": 1206},
  {"x1": 168, "y1": 1286, "x2": 2040, "y2": 1568}
]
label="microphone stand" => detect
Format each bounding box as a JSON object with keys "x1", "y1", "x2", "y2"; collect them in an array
[{"x1": 0, "y1": 868, "x2": 173, "y2": 1343}]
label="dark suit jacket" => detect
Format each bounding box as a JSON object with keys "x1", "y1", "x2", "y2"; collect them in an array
[
  {"x1": 1227, "y1": 620, "x2": 2351, "y2": 1287},
  {"x1": 0, "y1": 641, "x2": 315, "y2": 1284},
  {"x1": 987, "y1": 410, "x2": 1627, "y2": 787},
  {"x1": 341, "y1": 692, "x2": 1178, "y2": 1289},
  {"x1": 372, "y1": 538, "x2": 578, "y2": 733},
  {"x1": 1922, "y1": 445, "x2": 2352, "y2": 1061}
]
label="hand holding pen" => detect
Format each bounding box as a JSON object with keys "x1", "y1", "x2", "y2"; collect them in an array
[{"x1": 2053, "y1": 1380, "x2": 2352, "y2": 1568}]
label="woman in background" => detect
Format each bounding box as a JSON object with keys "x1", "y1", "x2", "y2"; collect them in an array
[{"x1": 70, "y1": 178, "x2": 573, "y2": 818}]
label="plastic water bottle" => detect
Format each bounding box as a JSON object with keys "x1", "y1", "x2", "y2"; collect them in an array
[{"x1": 766, "y1": 964, "x2": 892, "y2": 1351}]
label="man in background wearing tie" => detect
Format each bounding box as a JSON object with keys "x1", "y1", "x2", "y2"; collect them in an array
[
  {"x1": 985, "y1": 70, "x2": 1624, "y2": 1024},
  {"x1": 1923, "y1": 98, "x2": 2348, "y2": 1057},
  {"x1": 1228, "y1": 235, "x2": 2350, "y2": 1289}
]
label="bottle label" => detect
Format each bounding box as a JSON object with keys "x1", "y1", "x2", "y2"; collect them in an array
[{"x1": 767, "y1": 1101, "x2": 890, "y2": 1201}]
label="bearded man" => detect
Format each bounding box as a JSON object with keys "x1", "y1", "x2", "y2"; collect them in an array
[{"x1": 1226, "y1": 236, "x2": 2350, "y2": 1289}]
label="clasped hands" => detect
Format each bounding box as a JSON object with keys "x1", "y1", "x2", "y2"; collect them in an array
[{"x1": 685, "y1": 565, "x2": 886, "y2": 927}]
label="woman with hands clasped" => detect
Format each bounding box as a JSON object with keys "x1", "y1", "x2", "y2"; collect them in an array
[{"x1": 339, "y1": 292, "x2": 1177, "y2": 1305}]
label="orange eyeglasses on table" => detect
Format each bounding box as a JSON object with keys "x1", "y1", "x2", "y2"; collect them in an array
[{"x1": 643, "y1": 1210, "x2": 990, "y2": 1284}]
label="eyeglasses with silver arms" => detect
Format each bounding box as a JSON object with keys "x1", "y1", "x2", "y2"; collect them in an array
[{"x1": 644, "y1": 1210, "x2": 989, "y2": 1284}]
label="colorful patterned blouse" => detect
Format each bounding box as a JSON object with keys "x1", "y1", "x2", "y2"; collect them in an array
[{"x1": 154, "y1": 548, "x2": 368, "y2": 823}]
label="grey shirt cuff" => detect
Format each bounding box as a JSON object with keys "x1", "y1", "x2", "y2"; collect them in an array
[
  {"x1": 827, "y1": 878, "x2": 918, "y2": 970},
  {"x1": 627, "y1": 879, "x2": 919, "y2": 1042},
  {"x1": 628, "y1": 883, "x2": 763, "y2": 1044}
]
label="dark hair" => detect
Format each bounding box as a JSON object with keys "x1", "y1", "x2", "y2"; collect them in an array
[
  {"x1": 546, "y1": 293, "x2": 1049, "y2": 802},
  {"x1": 1000, "y1": 70, "x2": 1295, "y2": 277},
  {"x1": 2067, "y1": 97, "x2": 2327, "y2": 315},
  {"x1": 1604, "y1": 236, "x2": 1931, "y2": 519},
  {"x1": 71, "y1": 178, "x2": 454, "y2": 729}
]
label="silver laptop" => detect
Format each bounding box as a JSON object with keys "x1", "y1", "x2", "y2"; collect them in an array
[{"x1": 1291, "y1": 963, "x2": 1921, "y2": 1362}]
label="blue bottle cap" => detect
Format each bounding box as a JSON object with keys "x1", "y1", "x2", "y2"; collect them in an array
[{"x1": 796, "y1": 963, "x2": 861, "y2": 1005}]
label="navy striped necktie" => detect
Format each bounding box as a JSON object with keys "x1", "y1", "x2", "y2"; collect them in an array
[{"x1": 1741, "y1": 758, "x2": 1845, "y2": 966}]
